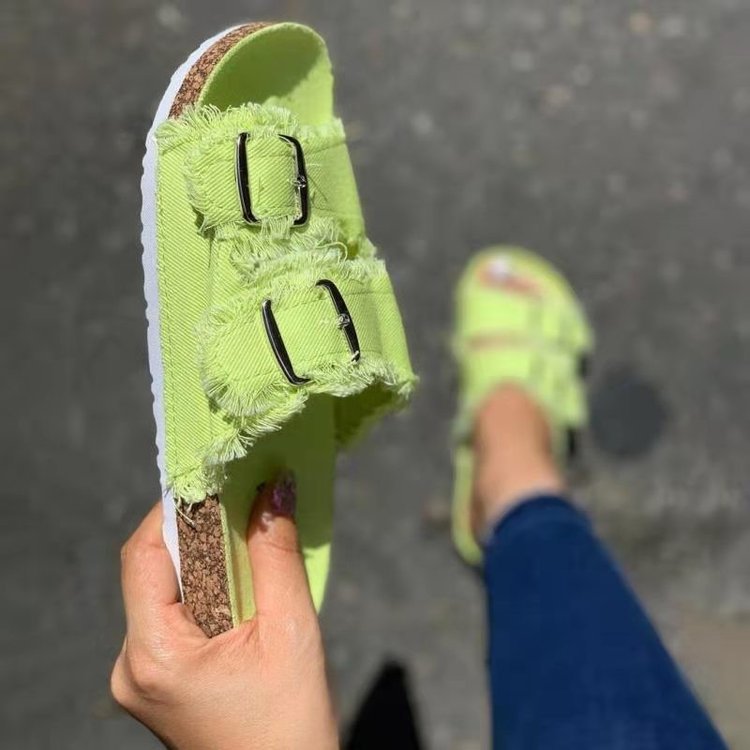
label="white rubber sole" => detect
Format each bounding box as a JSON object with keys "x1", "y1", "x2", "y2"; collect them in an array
[{"x1": 140, "y1": 25, "x2": 241, "y2": 584}]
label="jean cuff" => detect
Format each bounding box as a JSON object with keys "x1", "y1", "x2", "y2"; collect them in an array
[{"x1": 482, "y1": 495, "x2": 590, "y2": 552}]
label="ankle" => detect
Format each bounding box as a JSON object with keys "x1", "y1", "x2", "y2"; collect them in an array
[
  {"x1": 475, "y1": 384, "x2": 552, "y2": 455},
  {"x1": 471, "y1": 385, "x2": 565, "y2": 536}
]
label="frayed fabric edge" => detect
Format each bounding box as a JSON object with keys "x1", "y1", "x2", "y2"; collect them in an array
[{"x1": 168, "y1": 369, "x2": 416, "y2": 505}]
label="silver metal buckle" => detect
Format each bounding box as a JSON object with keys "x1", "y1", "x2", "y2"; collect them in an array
[
  {"x1": 262, "y1": 279, "x2": 361, "y2": 386},
  {"x1": 235, "y1": 132, "x2": 309, "y2": 226}
]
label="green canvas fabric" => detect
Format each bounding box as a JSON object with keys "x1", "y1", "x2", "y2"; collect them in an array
[
  {"x1": 154, "y1": 102, "x2": 415, "y2": 504},
  {"x1": 453, "y1": 248, "x2": 592, "y2": 442}
]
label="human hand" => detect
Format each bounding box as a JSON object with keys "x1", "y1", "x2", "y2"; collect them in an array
[{"x1": 111, "y1": 473, "x2": 339, "y2": 750}]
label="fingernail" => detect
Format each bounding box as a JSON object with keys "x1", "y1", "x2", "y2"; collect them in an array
[{"x1": 269, "y1": 469, "x2": 296, "y2": 518}]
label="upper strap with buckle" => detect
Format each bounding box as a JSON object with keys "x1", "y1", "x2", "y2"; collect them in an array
[
  {"x1": 157, "y1": 103, "x2": 365, "y2": 241},
  {"x1": 454, "y1": 293, "x2": 590, "y2": 353}
]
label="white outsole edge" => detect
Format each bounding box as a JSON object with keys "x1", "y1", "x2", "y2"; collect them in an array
[{"x1": 140, "y1": 25, "x2": 242, "y2": 588}]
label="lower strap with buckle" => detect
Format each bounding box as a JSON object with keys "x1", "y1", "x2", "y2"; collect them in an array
[{"x1": 197, "y1": 249, "x2": 415, "y2": 444}]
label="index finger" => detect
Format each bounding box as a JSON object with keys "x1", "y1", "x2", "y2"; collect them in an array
[{"x1": 120, "y1": 502, "x2": 182, "y2": 644}]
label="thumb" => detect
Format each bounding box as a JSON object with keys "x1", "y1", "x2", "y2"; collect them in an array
[{"x1": 246, "y1": 470, "x2": 315, "y2": 619}]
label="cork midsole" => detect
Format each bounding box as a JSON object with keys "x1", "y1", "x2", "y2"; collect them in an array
[{"x1": 141, "y1": 23, "x2": 272, "y2": 637}]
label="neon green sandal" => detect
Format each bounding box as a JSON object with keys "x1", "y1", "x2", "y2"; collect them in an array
[
  {"x1": 452, "y1": 247, "x2": 593, "y2": 564},
  {"x1": 141, "y1": 22, "x2": 416, "y2": 635}
]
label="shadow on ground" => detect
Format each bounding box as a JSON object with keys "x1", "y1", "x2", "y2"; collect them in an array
[{"x1": 345, "y1": 661, "x2": 425, "y2": 750}]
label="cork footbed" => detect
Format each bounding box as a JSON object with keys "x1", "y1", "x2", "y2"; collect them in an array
[
  {"x1": 168, "y1": 22, "x2": 269, "y2": 119},
  {"x1": 170, "y1": 22, "x2": 271, "y2": 638},
  {"x1": 176, "y1": 497, "x2": 232, "y2": 637}
]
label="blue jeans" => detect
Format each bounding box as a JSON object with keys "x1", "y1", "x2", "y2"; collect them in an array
[{"x1": 484, "y1": 496, "x2": 727, "y2": 750}]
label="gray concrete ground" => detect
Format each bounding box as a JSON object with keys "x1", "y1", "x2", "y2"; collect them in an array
[{"x1": 2, "y1": 0, "x2": 750, "y2": 747}]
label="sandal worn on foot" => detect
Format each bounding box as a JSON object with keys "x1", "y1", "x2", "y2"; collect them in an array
[{"x1": 451, "y1": 247, "x2": 593, "y2": 564}]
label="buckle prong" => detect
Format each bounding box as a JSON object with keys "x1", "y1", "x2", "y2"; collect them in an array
[{"x1": 317, "y1": 280, "x2": 361, "y2": 362}]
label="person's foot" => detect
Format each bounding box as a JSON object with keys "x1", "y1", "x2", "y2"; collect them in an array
[
  {"x1": 451, "y1": 247, "x2": 592, "y2": 563},
  {"x1": 470, "y1": 384, "x2": 565, "y2": 540}
]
